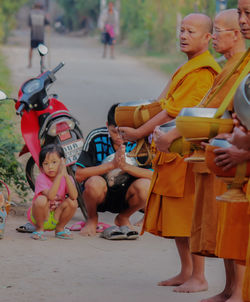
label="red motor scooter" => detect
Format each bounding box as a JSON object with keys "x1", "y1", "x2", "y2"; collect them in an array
[{"x1": 0, "y1": 59, "x2": 87, "y2": 218}]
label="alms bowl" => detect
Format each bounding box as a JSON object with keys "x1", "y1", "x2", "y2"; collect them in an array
[
  {"x1": 233, "y1": 74, "x2": 250, "y2": 130},
  {"x1": 158, "y1": 120, "x2": 191, "y2": 154},
  {"x1": 176, "y1": 108, "x2": 233, "y2": 139},
  {"x1": 115, "y1": 100, "x2": 162, "y2": 128}
]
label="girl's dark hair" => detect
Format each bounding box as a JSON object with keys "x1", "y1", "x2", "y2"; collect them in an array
[
  {"x1": 39, "y1": 144, "x2": 65, "y2": 167},
  {"x1": 107, "y1": 103, "x2": 119, "y2": 126}
]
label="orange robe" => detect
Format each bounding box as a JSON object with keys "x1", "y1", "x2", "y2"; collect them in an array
[
  {"x1": 141, "y1": 51, "x2": 221, "y2": 238},
  {"x1": 214, "y1": 52, "x2": 250, "y2": 261},
  {"x1": 243, "y1": 182, "x2": 250, "y2": 302},
  {"x1": 190, "y1": 52, "x2": 246, "y2": 256}
]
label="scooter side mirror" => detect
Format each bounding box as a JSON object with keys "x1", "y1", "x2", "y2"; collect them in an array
[
  {"x1": 37, "y1": 44, "x2": 48, "y2": 56},
  {"x1": 0, "y1": 90, "x2": 7, "y2": 101}
]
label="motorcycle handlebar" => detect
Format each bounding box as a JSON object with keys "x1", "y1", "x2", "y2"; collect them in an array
[
  {"x1": 52, "y1": 62, "x2": 65, "y2": 75},
  {"x1": 16, "y1": 103, "x2": 25, "y2": 115}
]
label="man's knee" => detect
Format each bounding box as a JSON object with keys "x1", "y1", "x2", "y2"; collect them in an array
[
  {"x1": 130, "y1": 178, "x2": 150, "y2": 195},
  {"x1": 127, "y1": 178, "x2": 151, "y2": 203},
  {"x1": 83, "y1": 176, "x2": 107, "y2": 199}
]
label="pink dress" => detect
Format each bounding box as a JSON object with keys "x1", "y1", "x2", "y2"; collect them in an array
[{"x1": 33, "y1": 173, "x2": 74, "y2": 204}]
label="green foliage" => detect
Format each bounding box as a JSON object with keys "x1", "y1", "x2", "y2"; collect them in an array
[
  {"x1": 56, "y1": 0, "x2": 99, "y2": 30},
  {"x1": 0, "y1": 0, "x2": 29, "y2": 42},
  {"x1": 0, "y1": 52, "x2": 29, "y2": 199},
  {"x1": 0, "y1": 118, "x2": 29, "y2": 196},
  {"x1": 227, "y1": 0, "x2": 238, "y2": 8}
]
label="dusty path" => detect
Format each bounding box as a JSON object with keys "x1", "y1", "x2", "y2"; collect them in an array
[{"x1": 0, "y1": 30, "x2": 225, "y2": 302}]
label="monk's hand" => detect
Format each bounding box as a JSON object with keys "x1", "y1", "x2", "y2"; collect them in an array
[
  {"x1": 153, "y1": 126, "x2": 171, "y2": 152},
  {"x1": 213, "y1": 145, "x2": 250, "y2": 171},
  {"x1": 117, "y1": 127, "x2": 140, "y2": 141},
  {"x1": 228, "y1": 127, "x2": 250, "y2": 151},
  {"x1": 231, "y1": 113, "x2": 248, "y2": 132}
]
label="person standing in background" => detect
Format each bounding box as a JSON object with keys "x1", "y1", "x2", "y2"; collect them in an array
[
  {"x1": 28, "y1": 1, "x2": 49, "y2": 68},
  {"x1": 98, "y1": 2, "x2": 119, "y2": 59}
]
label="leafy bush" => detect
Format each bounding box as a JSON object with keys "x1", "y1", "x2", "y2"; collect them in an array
[{"x1": 0, "y1": 52, "x2": 29, "y2": 200}]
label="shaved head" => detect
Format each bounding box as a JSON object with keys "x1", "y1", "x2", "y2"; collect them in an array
[
  {"x1": 180, "y1": 13, "x2": 213, "y2": 59},
  {"x1": 183, "y1": 13, "x2": 213, "y2": 34},
  {"x1": 212, "y1": 9, "x2": 245, "y2": 57},
  {"x1": 215, "y1": 9, "x2": 241, "y2": 30}
]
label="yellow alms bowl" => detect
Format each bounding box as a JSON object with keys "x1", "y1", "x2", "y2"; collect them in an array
[{"x1": 176, "y1": 116, "x2": 233, "y2": 139}]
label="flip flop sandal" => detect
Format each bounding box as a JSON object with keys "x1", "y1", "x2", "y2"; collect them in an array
[
  {"x1": 96, "y1": 222, "x2": 111, "y2": 233},
  {"x1": 55, "y1": 229, "x2": 73, "y2": 240},
  {"x1": 100, "y1": 226, "x2": 127, "y2": 240},
  {"x1": 68, "y1": 221, "x2": 111, "y2": 232},
  {"x1": 119, "y1": 226, "x2": 139, "y2": 240},
  {"x1": 16, "y1": 222, "x2": 36, "y2": 233},
  {"x1": 67, "y1": 221, "x2": 85, "y2": 231},
  {"x1": 31, "y1": 231, "x2": 47, "y2": 241}
]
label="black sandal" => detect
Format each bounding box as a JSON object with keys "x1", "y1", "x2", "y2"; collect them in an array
[{"x1": 16, "y1": 222, "x2": 36, "y2": 233}]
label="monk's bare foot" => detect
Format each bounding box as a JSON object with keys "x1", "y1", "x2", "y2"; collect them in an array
[
  {"x1": 80, "y1": 219, "x2": 97, "y2": 237},
  {"x1": 200, "y1": 292, "x2": 231, "y2": 302},
  {"x1": 115, "y1": 214, "x2": 133, "y2": 228},
  {"x1": 173, "y1": 276, "x2": 208, "y2": 293},
  {"x1": 158, "y1": 273, "x2": 191, "y2": 287},
  {"x1": 133, "y1": 217, "x2": 144, "y2": 227}
]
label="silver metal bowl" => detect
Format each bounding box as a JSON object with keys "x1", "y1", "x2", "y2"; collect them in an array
[
  {"x1": 118, "y1": 99, "x2": 154, "y2": 107},
  {"x1": 178, "y1": 107, "x2": 231, "y2": 119},
  {"x1": 233, "y1": 74, "x2": 250, "y2": 130},
  {"x1": 102, "y1": 153, "x2": 138, "y2": 187},
  {"x1": 210, "y1": 138, "x2": 232, "y2": 148},
  {"x1": 159, "y1": 119, "x2": 176, "y2": 133}
]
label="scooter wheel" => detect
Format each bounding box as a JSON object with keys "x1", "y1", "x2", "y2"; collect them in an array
[{"x1": 25, "y1": 157, "x2": 39, "y2": 191}]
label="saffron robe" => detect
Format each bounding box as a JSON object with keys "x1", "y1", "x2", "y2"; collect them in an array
[
  {"x1": 190, "y1": 52, "x2": 246, "y2": 256},
  {"x1": 141, "y1": 51, "x2": 221, "y2": 238},
  {"x1": 243, "y1": 181, "x2": 250, "y2": 302},
  {"x1": 214, "y1": 52, "x2": 250, "y2": 261}
]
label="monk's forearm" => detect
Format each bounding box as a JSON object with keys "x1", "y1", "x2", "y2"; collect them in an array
[{"x1": 137, "y1": 110, "x2": 173, "y2": 138}]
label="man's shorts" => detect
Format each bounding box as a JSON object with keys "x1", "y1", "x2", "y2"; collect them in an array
[
  {"x1": 27, "y1": 207, "x2": 58, "y2": 231},
  {"x1": 97, "y1": 176, "x2": 136, "y2": 213},
  {"x1": 31, "y1": 39, "x2": 44, "y2": 49},
  {"x1": 103, "y1": 32, "x2": 114, "y2": 45}
]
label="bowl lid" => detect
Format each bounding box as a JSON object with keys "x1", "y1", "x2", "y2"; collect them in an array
[
  {"x1": 118, "y1": 99, "x2": 154, "y2": 107},
  {"x1": 178, "y1": 107, "x2": 231, "y2": 119},
  {"x1": 210, "y1": 138, "x2": 232, "y2": 148}
]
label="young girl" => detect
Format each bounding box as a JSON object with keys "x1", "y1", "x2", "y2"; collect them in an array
[{"x1": 28, "y1": 144, "x2": 78, "y2": 240}]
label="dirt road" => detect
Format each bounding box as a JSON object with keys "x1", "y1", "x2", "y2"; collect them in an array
[{"x1": 0, "y1": 30, "x2": 225, "y2": 302}]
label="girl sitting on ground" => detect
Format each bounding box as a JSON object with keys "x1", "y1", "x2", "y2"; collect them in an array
[{"x1": 29, "y1": 144, "x2": 78, "y2": 240}]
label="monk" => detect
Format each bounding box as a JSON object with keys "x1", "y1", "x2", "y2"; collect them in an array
[
  {"x1": 229, "y1": 119, "x2": 250, "y2": 302},
  {"x1": 119, "y1": 13, "x2": 221, "y2": 293},
  {"x1": 214, "y1": 1, "x2": 250, "y2": 301},
  {"x1": 153, "y1": 9, "x2": 247, "y2": 298}
]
